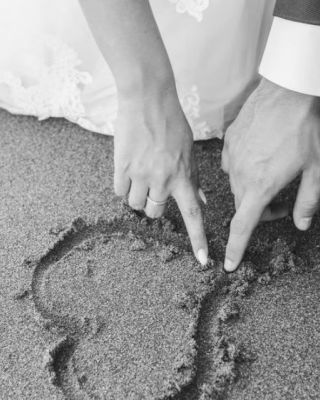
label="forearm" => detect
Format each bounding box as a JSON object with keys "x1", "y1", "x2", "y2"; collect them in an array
[{"x1": 79, "y1": 0, "x2": 175, "y2": 97}]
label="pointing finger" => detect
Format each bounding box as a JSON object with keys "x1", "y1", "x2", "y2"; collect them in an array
[
  {"x1": 173, "y1": 180, "x2": 208, "y2": 266},
  {"x1": 224, "y1": 192, "x2": 267, "y2": 272}
]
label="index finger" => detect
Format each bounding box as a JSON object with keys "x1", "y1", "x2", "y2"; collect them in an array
[
  {"x1": 224, "y1": 192, "x2": 267, "y2": 272},
  {"x1": 172, "y1": 180, "x2": 208, "y2": 266}
]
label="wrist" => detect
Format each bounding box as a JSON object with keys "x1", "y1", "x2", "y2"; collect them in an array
[
  {"x1": 116, "y1": 61, "x2": 177, "y2": 101},
  {"x1": 117, "y1": 71, "x2": 180, "y2": 115},
  {"x1": 259, "y1": 77, "x2": 318, "y2": 107}
]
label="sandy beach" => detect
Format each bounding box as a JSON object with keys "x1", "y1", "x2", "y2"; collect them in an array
[{"x1": 1, "y1": 109, "x2": 320, "y2": 399}]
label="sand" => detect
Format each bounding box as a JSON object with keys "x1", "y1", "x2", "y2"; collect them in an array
[
  {"x1": 31, "y1": 214, "x2": 216, "y2": 399},
  {"x1": 1, "y1": 108, "x2": 320, "y2": 399}
]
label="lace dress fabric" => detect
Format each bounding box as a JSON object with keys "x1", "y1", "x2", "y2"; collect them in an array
[{"x1": 0, "y1": 0, "x2": 275, "y2": 140}]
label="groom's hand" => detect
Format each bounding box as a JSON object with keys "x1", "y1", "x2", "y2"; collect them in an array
[{"x1": 222, "y1": 78, "x2": 320, "y2": 272}]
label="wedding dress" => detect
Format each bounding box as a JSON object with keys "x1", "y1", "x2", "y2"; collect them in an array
[{"x1": 0, "y1": 0, "x2": 275, "y2": 140}]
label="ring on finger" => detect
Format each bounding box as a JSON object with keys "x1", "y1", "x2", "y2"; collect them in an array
[
  {"x1": 146, "y1": 196, "x2": 167, "y2": 207},
  {"x1": 145, "y1": 195, "x2": 168, "y2": 219}
]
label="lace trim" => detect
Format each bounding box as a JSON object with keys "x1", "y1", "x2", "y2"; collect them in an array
[
  {"x1": 0, "y1": 35, "x2": 216, "y2": 140},
  {"x1": 78, "y1": 116, "x2": 115, "y2": 136},
  {"x1": 0, "y1": 35, "x2": 94, "y2": 125},
  {"x1": 169, "y1": 0, "x2": 210, "y2": 22},
  {"x1": 180, "y1": 85, "x2": 213, "y2": 140}
]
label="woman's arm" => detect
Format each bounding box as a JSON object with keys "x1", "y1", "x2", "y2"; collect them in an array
[
  {"x1": 79, "y1": 0, "x2": 208, "y2": 266},
  {"x1": 79, "y1": 0, "x2": 174, "y2": 97}
]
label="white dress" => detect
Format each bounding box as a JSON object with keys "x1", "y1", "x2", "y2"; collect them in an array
[{"x1": 0, "y1": 0, "x2": 275, "y2": 140}]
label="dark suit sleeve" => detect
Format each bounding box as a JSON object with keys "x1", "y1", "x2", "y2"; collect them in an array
[{"x1": 275, "y1": 0, "x2": 320, "y2": 25}]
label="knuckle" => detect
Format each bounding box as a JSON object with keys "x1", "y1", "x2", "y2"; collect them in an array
[
  {"x1": 250, "y1": 173, "x2": 275, "y2": 200},
  {"x1": 186, "y1": 204, "x2": 202, "y2": 218},
  {"x1": 153, "y1": 167, "x2": 169, "y2": 184},
  {"x1": 299, "y1": 199, "x2": 318, "y2": 215},
  {"x1": 258, "y1": 175, "x2": 273, "y2": 191},
  {"x1": 130, "y1": 170, "x2": 146, "y2": 182}
]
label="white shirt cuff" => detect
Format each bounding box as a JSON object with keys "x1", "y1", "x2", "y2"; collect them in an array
[{"x1": 259, "y1": 16, "x2": 320, "y2": 97}]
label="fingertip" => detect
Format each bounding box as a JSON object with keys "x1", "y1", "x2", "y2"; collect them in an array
[
  {"x1": 197, "y1": 248, "x2": 208, "y2": 266},
  {"x1": 173, "y1": 181, "x2": 208, "y2": 263},
  {"x1": 193, "y1": 230, "x2": 208, "y2": 266},
  {"x1": 224, "y1": 258, "x2": 237, "y2": 273},
  {"x1": 295, "y1": 217, "x2": 312, "y2": 231},
  {"x1": 144, "y1": 208, "x2": 165, "y2": 219},
  {"x1": 225, "y1": 193, "x2": 264, "y2": 274},
  {"x1": 198, "y1": 188, "x2": 207, "y2": 205}
]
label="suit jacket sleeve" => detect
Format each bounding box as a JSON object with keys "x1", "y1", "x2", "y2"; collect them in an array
[
  {"x1": 275, "y1": 0, "x2": 320, "y2": 25},
  {"x1": 259, "y1": 0, "x2": 320, "y2": 96}
]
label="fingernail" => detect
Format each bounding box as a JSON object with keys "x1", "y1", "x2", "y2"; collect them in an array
[
  {"x1": 197, "y1": 249, "x2": 208, "y2": 266},
  {"x1": 298, "y1": 217, "x2": 311, "y2": 231},
  {"x1": 198, "y1": 188, "x2": 207, "y2": 205},
  {"x1": 224, "y1": 258, "x2": 236, "y2": 273}
]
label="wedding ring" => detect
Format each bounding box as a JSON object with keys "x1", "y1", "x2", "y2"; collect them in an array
[
  {"x1": 145, "y1": 196, "x2": 167, "y2": 219},
  {"x1": 146, "y1": 196, "x2": 167, "y2": 207}
]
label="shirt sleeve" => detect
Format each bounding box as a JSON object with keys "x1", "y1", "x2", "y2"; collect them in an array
[{"x1": 259, "y1": 16, "x2": 320, "y2": 96}]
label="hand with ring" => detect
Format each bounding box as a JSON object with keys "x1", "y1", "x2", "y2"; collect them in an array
[
  {"x1": 114, "y1": 83, "x2": 208, "y2": 266},
  {"x1": 79, "y1": 0, "x2": 208, "y2": 266},
  {"x1": 144, "y1": 197, "x2": 168, "y2": 218}
]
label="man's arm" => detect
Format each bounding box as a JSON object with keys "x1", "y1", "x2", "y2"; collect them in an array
[
  {"x1": 223, "y1": 0, "x2": 320, "y2": 272},
  {"x1": 260, "y1": 0, "x2": 320, "y2": 96}
]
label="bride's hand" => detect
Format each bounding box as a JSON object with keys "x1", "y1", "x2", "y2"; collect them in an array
[
  {"x1": 114, "y1": 84, "x2": 208, "y2": 266},
  {"x1": 79, "y1": 0, "x2": 207, "y2": 264}
]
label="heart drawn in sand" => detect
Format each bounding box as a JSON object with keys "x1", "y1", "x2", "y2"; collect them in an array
[{"x1": 27, "y1": 210, "x2": 216, "y2": 400}]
